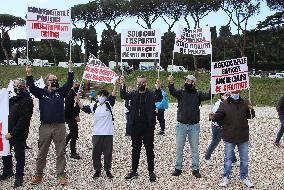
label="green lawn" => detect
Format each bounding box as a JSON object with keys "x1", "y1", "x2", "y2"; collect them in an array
[{"x1": 0, "y1": 65, "x2": 282, "y2": 107}]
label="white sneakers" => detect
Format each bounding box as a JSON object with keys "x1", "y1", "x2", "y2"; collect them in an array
[
  {"x1": 219, "y1": 177, "x2": 254, "y2": 188},
  {"x1": 242, "y1": 178, "x2": 254, "y2": 188},
  {"x1": 219, "y1": 177, "x2": 230, "y2": 187},
  {"x1": 205, "y1": 159, "x2": 214, "y2": 166}
]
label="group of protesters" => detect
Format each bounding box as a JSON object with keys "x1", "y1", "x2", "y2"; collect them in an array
[{"x1": 0, "y1": 62, "x2": 283, "y2": 188}]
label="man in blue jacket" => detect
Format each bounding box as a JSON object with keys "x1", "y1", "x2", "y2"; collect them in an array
[
  {"x1": 168, "y1": 74, "x2": 211, "y2": 179},
  {"x1": 26, "y1": 63, "x2": 73, "y2": 186},
  {"x1": 155, "y1": 79, "x2": 169, "y2": 135}
]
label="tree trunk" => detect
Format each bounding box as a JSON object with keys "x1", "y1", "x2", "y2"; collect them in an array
[
  {"x1": 84, "y1": 38, "x2": 87, "y2": 63},
  {"x1": 48, "y1": 40, "x2": 57, "y2": 65},
  {"x1": 1, "y1": 31, "x2": 10, "y2": 65}
]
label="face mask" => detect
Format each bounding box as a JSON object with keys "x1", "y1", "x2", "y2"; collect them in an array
[
  {"x1": 50, "y1": 81, "x2": 59, "y2": 88},
  {"x1": 98, "y1": 96, "x2": 106, "y2": 104},
  {"x1": 138, "y1": 84, "x2": 146, "y2": 91},
  {"x1": 230, "y1": 93, "x2": 240, "y2": 100},
  {"x1": 73, "y1": 86, "x2": 79, "y2": 93},
  {"x1": 184, "y1": 83, "x2": 193, "y2": 91},
  {"x1": 14, "y1": 87, "x2": 25, "y2": 95}
]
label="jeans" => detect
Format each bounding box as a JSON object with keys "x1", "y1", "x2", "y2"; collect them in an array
[
  {"x1": 275, "y1": 116, "x2": 284, "y2": 143},
  {"x1": 2, "y1": 140, "x2": 25, "y2": 180},
  {"x1": 157, "y1": 109, "x2": 165, "y2": 131},
  {"x1": 224, "y1": 141, "x2": 249, "y2": 180},
  {"x1": 205, "y1": 125, "x2": 237, "y2": 162},
  {"x1": 66, "y1": 120, "x2": 79, "y2": 154},
  {"x1": 175, "y1": 122, "x2": 200, "y2": 171}
]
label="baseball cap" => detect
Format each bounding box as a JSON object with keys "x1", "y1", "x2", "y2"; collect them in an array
[{"x1": 184, "y1": 75, "x2": 197, "y2": 83}]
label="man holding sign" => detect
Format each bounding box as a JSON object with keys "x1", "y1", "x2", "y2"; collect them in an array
[
  {"x1": 26, "y1": 62, "x2": 73, "y2": 186},
  {"x1": 168, "y1": 74, "x2": 211, "y2": 178},
  {"x1": 120, "y1": 75, "x2": 162, "y2": 182}
]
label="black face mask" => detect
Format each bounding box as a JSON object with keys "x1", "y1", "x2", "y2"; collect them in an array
[
  {"x1": 138, "y1": 84, "x2": 146, "y2": 91},
  {"x1": 184, "y1": 83, "x2": 193, "y2": 91},
  {"x1": 50, "y1": 81, "x2": 59, "y2": 88},
  {"x1": 14, "y1": 87, "x2": 25, "y2": 95},
  {"x1": 73, "y1": 86, "x2": 79, "y2": 93}
]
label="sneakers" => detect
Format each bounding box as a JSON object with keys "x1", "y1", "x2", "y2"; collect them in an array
[
  {"x1": 192, "y1": 169, "x2": 202, "y2": 178},
  {"x1": 31, "y1": 175, "x2": 43, "y2": 185},
  {"x1": 242, "y1": 178, "x2": 254, "y2": 188},
  {"x1": 219, "y1": 177, "x2": 230, "y2": 187},
  {"x1": 93, "y1": 170, "x2": 101, "y2": 179},
  {"x1": 205, "y1": 159, "x2": 214, "y2": 166},
  {"x1": 125, "y1": 171, "x2": 138, "y2": 180},
  {"x1": 14, "y1": 178, "x2": 23, "y2": 188},
  {"x1": 0, "y1": 173, "x2": 14, "y2": 181},
  {"x1": 70, "y1": 153, "x2": 81, "y2": 159},
  {"x1": 172, "y1": 169, "x2": 182, "y2": 176},
  {"x1": 157, "y1": 131, "x2": 165, "y2": 135},
  {"x1": 149, "y1": 172, "x2": 156, "y2": 182},
  {"x1": 58, "y1": 176, "x2": 67, "y2": 186},
  {"x1": 106, "y1": 170, "x2": 114, "y2": 179}
]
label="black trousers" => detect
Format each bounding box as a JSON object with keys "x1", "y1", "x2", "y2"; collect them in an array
[
  {"x1": 131, "y1": 126, "x2": 155, "y2": 172},
  {"x1": 157, "y1": 109, "x2": 165, "y2": 131},
  {"x1": 92, "y1": 135, "x2": 113, "y2": 171},
  {"x1": 125, "y1": 113, "x2": 132, "y2": 135},
  {"x1": 2, "y1": 140, "x2": 25, "y2": 180},
  {"x1": 66, "y1": 120, "x2": 79, "y2": 154}
]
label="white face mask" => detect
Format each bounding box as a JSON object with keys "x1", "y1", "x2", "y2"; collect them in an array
[
  {"x1": 98, "y1": 96, "x2": 106, "y2": 104},
  {"x1": 230, "y1": 93, "x2": 240, "y2": 100}
]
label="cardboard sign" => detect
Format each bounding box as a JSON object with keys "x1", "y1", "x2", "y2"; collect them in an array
[
  {"x1": 0, "y1": 89, "x2": 10, "y2": 156},
  {"x1": 82, "y1": 64, "x2": 118, "y2": 84},
  {"x1": 26, "y1": 6, "x2": 72, "y2": 41},
  {"x1": 174, "y1": 26, "x2": 212, "y2": 55},
  {"x1": 121, "y1": 29, "x2": 161, "y2": 59},
  {"x1": 211, "y1": 57, "x2": 249, "y2": 94}
]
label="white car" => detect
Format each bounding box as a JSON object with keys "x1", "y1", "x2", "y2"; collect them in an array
[{"x1": 268, "y1": 73, "x2": 284, "y2": 79}]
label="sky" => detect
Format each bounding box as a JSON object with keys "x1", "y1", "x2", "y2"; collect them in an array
[{"x1": 0, "y1": 0, "x2": 276, "y2": 41}]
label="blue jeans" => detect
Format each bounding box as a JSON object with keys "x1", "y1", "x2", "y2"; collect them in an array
[
  {"x1": 175, "y1": 122, "x2": 200, "y2": 171},
  {"x1": 205, "y1": 125, "x2": 237, "y2": 162},
  {"x1": 224, "y1": 141, "x2": 249, "y2": 180},
  {"x1": 275, "y1": 116, "x2": 284, "y2": 143}
]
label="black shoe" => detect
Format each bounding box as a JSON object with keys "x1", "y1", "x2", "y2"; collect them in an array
[
  {"x1": 106, "y1": 170, "x2": 114, "y2": 179},
  {"x1": 149, "y1": 172, "x2": 156, "y2": 182},
  {"x1": 14, "y1": 178, "x2": 23, "y2": 188},
  {"x1": 125, "y1": 171, "x2": 138, "y2": 180},
  {"x1": 0, "y1": 173, "x2": 14, "y2": 181},
  {"x1": 157, "y1": 131, "x2": 165, "y2": 135},
  {"x1": 93, "y1": 170, "x2": 101, "y2": 179},
  {"x1": 70, "y1": 153, "x2": 81, "y2": 159},
  {"x1": 172, "y1": 169, "x2": 182, "y2": 176},
  {"x1": 192, "y1": 169, "x2": 201, "y2": 178}
]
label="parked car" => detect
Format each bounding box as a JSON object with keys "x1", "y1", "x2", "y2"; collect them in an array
[
  {"x1": 167, "y1": 65, "x2": 188, "y2": 72},
  {"x1": 268, "y1": 73, "x2": 284, "y2": 79}
]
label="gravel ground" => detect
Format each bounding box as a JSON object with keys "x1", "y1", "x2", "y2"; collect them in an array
[{"x1": 1, "y1": 100, "x2": 283, "y2": 190}]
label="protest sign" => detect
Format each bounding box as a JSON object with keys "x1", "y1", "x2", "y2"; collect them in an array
[
  {"x1": 82, "y1": 59, "x2": 118, "y2": 84},
  {"x1": 211, "y1": 57, "x2": 249, "y2": 94},
  {"x1": 121, "y1": 29, "x2": 161, "y2": 59},
  {"x1": 174, "y1": 25, "x2": 212, "y2": 55},
  {"x1": 0, "y1": 89, "x2": 10, "y2": 156},
  {"x1": 26, "y1": 6, "x2": 72, "y2": 41}
]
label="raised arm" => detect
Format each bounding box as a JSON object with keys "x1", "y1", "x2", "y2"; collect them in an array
[
  {"x1": 75, "y1": 94, "x2": 93, "y2": 114},
  {"x1": 198, "y1": 89, "x2": 212, "y2": 101},
  {"x1": 168, "y1": 75, "x2": 182, "y2": 99},
  {"x1": 119, "y1": 76, "x2": 134, "y2": 100},
  {"x1": 59, "y1": 61, "x2": 74, "y2": 97},
  {"x1": 25, "y1": 64, "x2": 43, "y2": 98},
  {"x1": 154, "y1": 79, "x2": 162, "y2": 102}
]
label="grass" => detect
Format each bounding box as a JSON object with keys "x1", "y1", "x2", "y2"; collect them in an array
[{"x1": 0, "y1": 65, "x2": 282, "y2": 107}]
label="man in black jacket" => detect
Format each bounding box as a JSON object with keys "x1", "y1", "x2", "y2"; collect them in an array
[
  {"x1": 120, "y1": 75, "x2": 162, "y2": 182},
  {"x1": 26, "y1": 63, "x2": 73, "y2": 186},
  {"x1": 0, "y1": 78, "x2": 34, "y2": 188},
  {"x1": 65, "y1": 80, "x2": 81, "y2": 159},
  {"x1": 168, "y1": 74, "x2": 211, "y2": 178}
]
